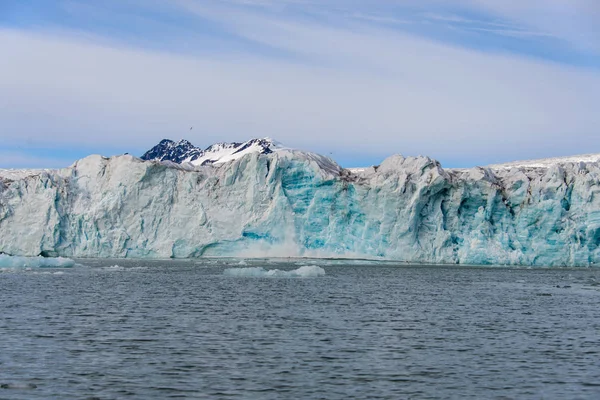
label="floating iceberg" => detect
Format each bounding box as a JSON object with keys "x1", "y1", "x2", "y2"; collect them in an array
[
  {"x1": 224, "y1": 265, "x2": 326, "y2": 278},
  {"x1": 0, "y1": 254, "x2": 75, "y2": 269}
]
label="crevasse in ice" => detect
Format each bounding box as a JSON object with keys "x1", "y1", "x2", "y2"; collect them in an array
[{"x1": 0, "y1": 149, "x2": 599, "y2": 266}]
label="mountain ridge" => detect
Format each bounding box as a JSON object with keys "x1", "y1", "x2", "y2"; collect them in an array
[
  {"x1": 141, "y1": 137, "x2": 281, "y2": 166},
  {"x1": 141, "y1": 137, "x2": 599, "y2": 171}
]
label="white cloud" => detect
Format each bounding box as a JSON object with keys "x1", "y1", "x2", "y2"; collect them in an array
[
  {"x1": 1, "y1": 1, "x2": 599, "y2": 167},
  {"x1": 194, "y1": 0, "x2": 600, "y2": 53},
  {"x1": 457, "y1": 0, "x2": 600, "y2": 52}
]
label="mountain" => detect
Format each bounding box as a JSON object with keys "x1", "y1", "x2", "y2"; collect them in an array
[
  {"x1": 139, "y1": 139, "x2": 202, "y2": 164},
  {"x1": 1, "y1": 146, "x2": 599, "y2": 266},
  {"x1": 140, "y1": 138, "x2": 281, "y2": 166}
]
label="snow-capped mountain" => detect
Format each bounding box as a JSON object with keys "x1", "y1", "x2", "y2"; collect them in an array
[
  {"x1": 140, "y1": 139, "x2": 202, "y2": 164},
  {"x1": 141, "y1": 138, "x2": 281, "y2": 166}
]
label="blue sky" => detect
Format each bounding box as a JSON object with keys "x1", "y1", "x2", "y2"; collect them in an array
[{"x1": 1, "y1": 0, "x2": 599, "y2": 168}]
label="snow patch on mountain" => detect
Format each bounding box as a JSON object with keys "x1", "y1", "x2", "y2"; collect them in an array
[{"x1": 141, "y1": 137, "x2": 283, "y2": 166}]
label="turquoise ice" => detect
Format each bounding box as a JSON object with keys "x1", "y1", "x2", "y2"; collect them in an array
[{"x1": 1, "y1": 149, "x2": 599, "y2": 266}]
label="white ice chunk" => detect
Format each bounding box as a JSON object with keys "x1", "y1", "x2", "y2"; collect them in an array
[
  {"x1": 0, "y1": 254, "x2": 75, "y2": 268},
  {"x1": 224, "y1": 265, "x2": 325, "y2": 278}
]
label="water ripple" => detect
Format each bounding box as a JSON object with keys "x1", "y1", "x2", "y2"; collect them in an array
[{"x1": 1, "y1": 260, "x2": 599, "y2": 399}]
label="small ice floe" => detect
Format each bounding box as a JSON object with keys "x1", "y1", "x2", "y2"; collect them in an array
[
  {"x1": 0, "y1": 254, "x2": 75, "y2": 269},
  {"x1": 224, "y1": 265, "x2": 325, "y2": 278},
  {"x1": 102, "y1": 265, "x2": 125, "y2": 271}
]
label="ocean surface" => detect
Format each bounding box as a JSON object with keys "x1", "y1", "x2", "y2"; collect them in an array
[{"x1": 1, "y1": 259, "x2": 600, "y2": 399}]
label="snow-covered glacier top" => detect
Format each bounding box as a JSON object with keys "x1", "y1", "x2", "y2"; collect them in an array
[
  {"x1": 486, "y1": 153, "x2": 600, "y2": 169},
  {"x1": 0, "y1": 169, "x2": 50, "y2": 180},
  {"x1": 1, "y1": 143, "x2": 600, "y2": 267}
]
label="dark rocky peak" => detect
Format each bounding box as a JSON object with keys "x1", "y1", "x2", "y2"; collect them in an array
[
  {"x1": 141, "y1": 139, "x2": 203, "y2": 163},
  {"x1": 141, "y1": 137, "x2": 281, "y2": 166}
]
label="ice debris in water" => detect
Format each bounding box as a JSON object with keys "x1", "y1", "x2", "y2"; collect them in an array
[
  {"x1": 0, "y1": 254, "x2": 75, "y2": 269},
  {"x1": 102, "y1": 265, "x2": 125, "y2": 271},
  {"x1": 224, "y1": 265, "x2": 325, "y2": 278}
]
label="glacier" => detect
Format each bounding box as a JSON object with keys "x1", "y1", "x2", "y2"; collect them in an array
[{"x1": 1, "y1": 148, "x2": 600, "y2": 266}]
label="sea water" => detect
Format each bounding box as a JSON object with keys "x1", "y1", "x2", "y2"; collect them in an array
[{"x1": 1, "y1": 259, "x2": 600, "y2": 399}]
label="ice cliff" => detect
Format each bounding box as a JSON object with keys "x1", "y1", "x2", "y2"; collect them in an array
[{"x1": 1, "y1": 148, "x2": 599, "y2": 266}]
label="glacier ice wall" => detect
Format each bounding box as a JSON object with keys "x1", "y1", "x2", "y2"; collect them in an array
[{"x1": 1, "y1": 150, "x2": 599, "y2": 266}]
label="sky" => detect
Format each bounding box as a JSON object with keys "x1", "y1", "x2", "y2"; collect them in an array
[{"x1": 1, "y1": 0, "x2": 599, "y2": 169}]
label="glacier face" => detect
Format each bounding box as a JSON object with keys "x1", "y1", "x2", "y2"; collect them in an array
[{"x1": 1, "y1": 150, "x2": 600, "y2": 266}]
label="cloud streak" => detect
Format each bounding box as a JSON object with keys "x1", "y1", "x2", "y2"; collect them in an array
[{"x1": 460, "y1": 0, "x2": 600, "y2": 53}]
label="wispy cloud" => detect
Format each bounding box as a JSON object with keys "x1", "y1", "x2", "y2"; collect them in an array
[
  {"x1": 459, "y1": 0, "x2": 600, "y2": 53},
  {"x1": 350, "y1": 13, "x2": 414, "y2": 26},
  {"x1": 421, "y1": 12, "x2": 557, "y2": 38},
  {"x1": 464, "y1": 26, "x2": 558, "y2": 39},
  {"x1": 0, "y1": 0, "x2": 599, "y2": 168}
]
